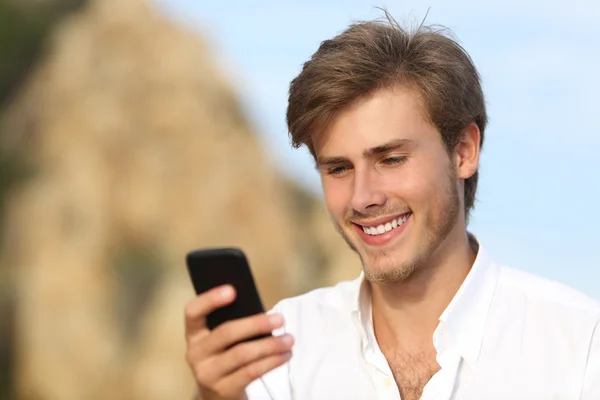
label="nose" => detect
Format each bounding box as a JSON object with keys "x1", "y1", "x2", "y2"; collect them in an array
[{"x1": 350, "y1": 166, "x2": 387, "y2": 212}]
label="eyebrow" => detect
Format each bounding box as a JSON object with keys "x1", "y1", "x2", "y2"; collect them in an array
[
  {"x1": 363, "y1": 138, "x2": 413, "y2": 157},
  {"x1": 316, "y1": 138, "x2": 413, "y2": 167}
]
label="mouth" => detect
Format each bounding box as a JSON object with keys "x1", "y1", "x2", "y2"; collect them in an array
[
  {"x1": 355, "y1": 212, "x2": 412, "y2": 236},
  {"x1": 351, "y1": 212, "x2": 412, "y2": 247}
]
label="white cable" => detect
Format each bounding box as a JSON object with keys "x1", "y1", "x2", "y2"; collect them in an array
[{"x1": 259, "y1": 376, "x2": 276, "y2": 400}]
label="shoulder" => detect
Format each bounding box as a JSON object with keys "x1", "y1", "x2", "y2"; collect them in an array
[
  {"x1": 497, "y1": 265, "x2": 600, "y2": 316},
  {"x1": 493, "y1": 264, "x2": 600, "y2": 351}
]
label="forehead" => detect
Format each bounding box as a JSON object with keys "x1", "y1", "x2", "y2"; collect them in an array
[{"x1": 312, "y1": 86, "x2": 439, "y2": 158}]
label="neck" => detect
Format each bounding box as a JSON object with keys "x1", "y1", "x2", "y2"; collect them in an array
[{"x1": 370, "y1": 230, "x2": 476, "y2": 351}]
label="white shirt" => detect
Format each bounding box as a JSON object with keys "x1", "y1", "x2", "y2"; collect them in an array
[{"x1": 246, "y1": 240, "x2": 600, "y2": 399}]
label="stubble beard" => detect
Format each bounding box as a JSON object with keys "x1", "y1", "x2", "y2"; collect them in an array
[{"x1": 331, "y1": 169, "x2": 461, "y2": 284}]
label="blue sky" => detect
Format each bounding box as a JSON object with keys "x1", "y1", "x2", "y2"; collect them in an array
[{"x1": 152, "y1": 0, "x2": 600, "y2": 299}]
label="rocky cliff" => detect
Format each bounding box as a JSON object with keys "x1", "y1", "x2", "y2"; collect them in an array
[{"x1": 0, "y1": 0, "x2": 361, "y2": 399}]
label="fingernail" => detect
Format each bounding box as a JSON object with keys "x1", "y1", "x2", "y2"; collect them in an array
[
  {"x1": 268, "y1": 313, "x2": 283, "y2": 326},
  {"x1": 220, "y1": 285, "x2": 234, "y2": 298},
  {"x1": 281, "y1": 334, "x2": 294, "y2": 346}
]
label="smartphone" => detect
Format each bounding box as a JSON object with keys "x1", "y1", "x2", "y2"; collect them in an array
[{"x1": 185, "y1": 247, "x2": 271, "y2": 341}]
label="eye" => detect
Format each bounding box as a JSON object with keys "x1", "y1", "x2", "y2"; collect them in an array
[
  {"x1": 381, "y1": 156, "x2": 407, "y2": 166},
  {"x1": 327, "y1": 165, "x2": 349, "y2": 176}
]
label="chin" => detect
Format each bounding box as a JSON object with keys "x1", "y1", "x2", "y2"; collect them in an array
[
  {"x1": 335, "y1": 217, "x2": 427, "y2": 284},
  {"x1": 360, "y1": 248, "x2": 420, "y2": 284},
  {"x1": 336, "y1": 224, "x2": 411, "y2": 282}
]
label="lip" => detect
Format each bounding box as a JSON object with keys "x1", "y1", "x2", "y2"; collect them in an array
[
  {"x1": 352, "y1": 212, "x2": 411, "y2": 228},
  {"x1": 353, "y1": 212, "x2": 412, "y2": 247}
]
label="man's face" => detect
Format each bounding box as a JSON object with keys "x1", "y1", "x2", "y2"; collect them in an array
[{"x1": 313, "y1": 86, "x2": 465, "y2": 284}]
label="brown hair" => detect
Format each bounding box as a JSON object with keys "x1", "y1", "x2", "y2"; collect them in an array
[{"x1": 286, "y1": 11, "x2": 487, "y2": 222}]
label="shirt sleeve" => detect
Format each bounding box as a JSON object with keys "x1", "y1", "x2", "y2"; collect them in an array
[
  {"x1": 245, "y1": 301, "x2": 293, "y2": 400},
  {"x1": 582, "y1": 318, "x2": 600, "y2": 399}
]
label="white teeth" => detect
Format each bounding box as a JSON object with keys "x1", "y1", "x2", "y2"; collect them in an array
[{"x1": 362, "y1": 213, "x2": 411, "y2": 236}]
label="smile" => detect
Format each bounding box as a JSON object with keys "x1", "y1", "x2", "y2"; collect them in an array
[{"x1": 358, "y1": 212, "x2": 412, "y2": 236}]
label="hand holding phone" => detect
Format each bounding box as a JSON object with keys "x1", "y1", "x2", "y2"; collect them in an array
[
  {"x1": 184, "y1": 248, "x2": 294, "y2": 400},
  {"x1": 186, "y1": 248, "x2": 271, "y2": 337}
]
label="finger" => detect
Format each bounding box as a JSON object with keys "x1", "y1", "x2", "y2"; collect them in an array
[
  {"x1": 188, "y1": 335, "x2": 293, "y2": 395},
  {"x1": 202, "y1": 334, "x2": 294, "y2": 382},
  {"x1": 184, "y1": 285, "x2": 236, "y2": 342},
  {"x1": 213, "y1": 351, "x2": 293, "y2": 398},
  {"x1": 203, "y1": 312, "x2": 285, "y2": 355}
]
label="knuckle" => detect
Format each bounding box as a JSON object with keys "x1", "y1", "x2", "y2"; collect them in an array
[
  {"x1": 256, "y1": 341, "x2": 272, "y2": 357},
  {"x1": 264, "y1": 338, "x2": 281, "y2": 355},
  {"x1": 254, "y1": 313, "x2": 270, "y2": 328},
  {"x1": 217, "y1": 322, "x2": 237, "y2": 343},
  {"x1": 184, "y1": 300, "x2": 198, "y2": 320},
  {"x1": 186, "y1": 353, "x2": 213, "y2": 386},
  {"x1": 232, "y1": 345, "x2": 251, "y2": 366},
  {"x1": 258, "y1": 336, "x2": 278, "y2": 354},
  {"x1": 193, "y1": 366, "x2": 208, "y2": 386},
  {"x1": 185, "y1": 348, "x2": 202, "y2": 369},
  {"x1": 244, "y1": 363, "x2": 261, "y2": 381}
]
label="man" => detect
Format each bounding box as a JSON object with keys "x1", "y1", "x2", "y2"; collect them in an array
[{"x1": 184, "y1": 12, "x2": 600, "y2": 400}]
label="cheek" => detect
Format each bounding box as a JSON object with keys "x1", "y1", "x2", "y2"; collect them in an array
[
  {"x1": 380, "y1": 163, "x2": 440, "y2": 204},
  {"x1": 322, "y1": 178, "x2": 350, "y2": 218}
]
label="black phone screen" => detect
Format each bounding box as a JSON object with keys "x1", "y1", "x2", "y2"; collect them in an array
[{"x1": 186, "y1": 247, "x2": 269, "y2": 336}]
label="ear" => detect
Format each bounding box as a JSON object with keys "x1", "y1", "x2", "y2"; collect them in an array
[{"x1": 454, "y1": 122, "x2": 481, "y2": 180}]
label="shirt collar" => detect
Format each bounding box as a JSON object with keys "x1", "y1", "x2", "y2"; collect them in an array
[
  {"x1": 349, "y1": 234, "x2": 500, "y2": 369},
  {"x1": 440, "y1": 234, "x2": 500, "y2": 368}
]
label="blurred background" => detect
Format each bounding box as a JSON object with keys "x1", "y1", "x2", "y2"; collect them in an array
[{"x1": 0, "y1": 0, "x2": 598, "y2": 399}]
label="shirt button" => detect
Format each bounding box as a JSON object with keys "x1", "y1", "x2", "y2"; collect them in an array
[{"x1": 384, "y1": 377, "x2": 393, "y2": 388}]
